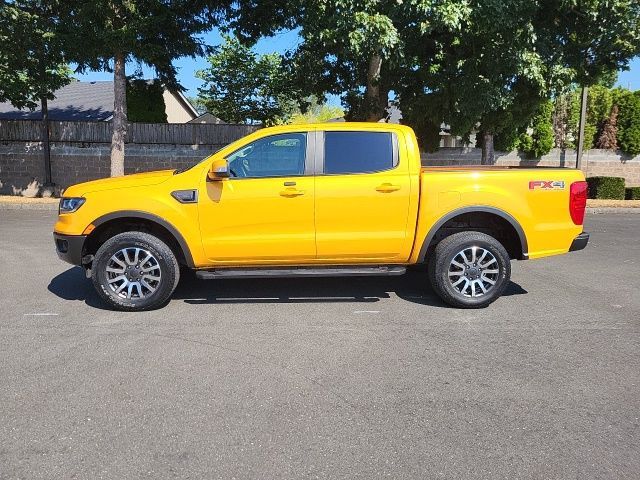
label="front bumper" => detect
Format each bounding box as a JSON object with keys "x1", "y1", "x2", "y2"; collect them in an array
[
  {"x1": 569, "y1": 232, "x2": 589, "y2": 252},
  {"x1": 53, "y1": 232, "x2": 87, "y2": 266}
]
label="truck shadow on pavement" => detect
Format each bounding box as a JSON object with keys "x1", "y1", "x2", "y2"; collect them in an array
[{"x1": 48, "y1": 267, "x2": 528, "y2": 310}]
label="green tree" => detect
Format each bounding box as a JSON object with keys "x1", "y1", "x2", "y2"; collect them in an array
[
  {"x1": 522, "y1": 101, "x2": 555, "y2": 158},
  {"x1": 596, "y1": 104, "x2": 619, "y2": 150},
  {"x1": 61, "y1": 0, "x2": 231, "y2": 176},
  {"x1": 232, "y1": 0, "x2": 471, "y2": 121},
  {"x1": 0, "y1": 1, "x2": 71, "y2": 108},
  {"x1": 196, "y1": 35, "x2": 297, "y2": 125},
  {"x1": 399, "y1": 0, "x2": 640, "y2": 163},
  {"x1": 288, "y1": 97, "x2": 344, "y2": 124},
  {"x1": 0, "y1": 0, "x2": 72, "y2": 186},
  {"x1": 126, "y1": 79, "x2": 167, "y2": 123},
  {"x1": 616, "y1": 90, "x2": 640, "y2": 156}
]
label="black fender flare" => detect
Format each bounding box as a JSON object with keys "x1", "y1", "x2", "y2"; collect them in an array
[
  {"x1": 91, "y1": 210, "x2": 195, "y2": 267},
  {"x1": 417, "y1": 206, "x2": 529, "y2": 262}
]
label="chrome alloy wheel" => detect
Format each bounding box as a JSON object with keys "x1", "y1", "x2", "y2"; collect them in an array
[
  {"x1": 105, "y1": 247, "x2": 161, "y2": 299},
  {"x1": 447, "y1": 246, "x2": 500, "y2": 298}
]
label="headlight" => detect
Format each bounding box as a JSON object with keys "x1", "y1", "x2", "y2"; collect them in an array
[{"x1": 59, "y1": 197, "x2": 85, "y2": 214}]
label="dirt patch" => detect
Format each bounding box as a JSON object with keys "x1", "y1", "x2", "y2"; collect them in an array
[
  {"x1": 587, "y1": 199, "x2": 640, "y2": 208},
  {"x1": 0, "y1": 196, "x2": 59, "y2": 204}
]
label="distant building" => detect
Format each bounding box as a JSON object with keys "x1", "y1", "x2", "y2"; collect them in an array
[
  {"x1": 187, "y1": 112, "x2": 225, "y2": 124},
  {"x1": 0, "y1": 80, "x2": 203, "y2": 123}
]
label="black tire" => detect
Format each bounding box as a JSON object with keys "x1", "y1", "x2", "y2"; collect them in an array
[
  {"x1": 427, "y1": 231, "x2": 511, "y2": 308},
  {"x1": 91, "y1": 231, "x2": 180, "y2": 311}
]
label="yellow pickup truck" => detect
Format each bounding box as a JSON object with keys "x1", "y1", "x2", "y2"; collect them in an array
[{"x1": 54, "y1": 122, "x2": 589, "y2": 311}]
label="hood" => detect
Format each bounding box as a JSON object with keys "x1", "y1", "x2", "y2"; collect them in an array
[{"x1": 63, "y1": 170, "x2": 174, "y2": 196}]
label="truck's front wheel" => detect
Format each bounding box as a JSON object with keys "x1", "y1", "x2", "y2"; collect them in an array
[
  {"x1": 91, "y1": 232, "x2": 180, "y2": 311},
  {"x1": 428, "y1": 231, "x2": 511, "y2": 308}
]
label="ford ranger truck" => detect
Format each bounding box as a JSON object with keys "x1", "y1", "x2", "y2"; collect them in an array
[{"x1": 53, "y1": 123, "x2": 589, "y2": 311}]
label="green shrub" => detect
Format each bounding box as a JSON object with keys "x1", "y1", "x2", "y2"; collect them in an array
[
  {"x1": 625, "y1": 187, "x2": 640, "y2": 200},
  {"x1": 127, "y1": 79, "x2": 168, "y2": 123},
  {"x1": 616, "y1": 91, "x2": 640, "y2": 156},
  {"x1": 586, "y1": 177, "x2": 626, "y2": 199}
]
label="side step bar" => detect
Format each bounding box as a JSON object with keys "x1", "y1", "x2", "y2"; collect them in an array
[{"x1": 195, "y1": 265, "x2": 406, "y2": 280}]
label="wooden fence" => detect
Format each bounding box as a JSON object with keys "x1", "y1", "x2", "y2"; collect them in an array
[{"x1": 0, "y1": 119, "x2": 259, "y2": 145}]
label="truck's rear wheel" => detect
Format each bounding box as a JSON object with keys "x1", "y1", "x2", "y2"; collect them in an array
[
  {"x1": 428, "y1": 231, "x2": 510, "y2": 308},
  {"x1": 91, "y1": 232, "x2": 180, "y2": 311}
]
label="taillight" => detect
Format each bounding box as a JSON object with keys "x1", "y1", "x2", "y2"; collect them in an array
[{"x1": 569, "y1": 181, "x2": 588, "y2": 225}]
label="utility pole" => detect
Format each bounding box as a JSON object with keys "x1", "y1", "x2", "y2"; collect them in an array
[{"x1": 576, "y1": 86, "x2": 588, "y2": 170}]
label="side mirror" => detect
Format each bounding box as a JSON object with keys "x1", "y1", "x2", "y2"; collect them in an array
[{"x1": 208, "y1": 158, "x2": 230, "y2": 181}]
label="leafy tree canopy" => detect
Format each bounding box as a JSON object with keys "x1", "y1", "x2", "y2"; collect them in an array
[
  {"x1": 0, "y1": 0, "x2": 71, "y2": 109},
  {"x1": 196, "y1": 35, "x2": 298, "y2": 125},
  {"x1": 288, "y1": 97, "x2": 345, "y2": 124}
]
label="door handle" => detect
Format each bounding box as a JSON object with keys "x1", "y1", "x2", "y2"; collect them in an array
[
  {"x1": 376, "y1": 183, "x2": 401, "y2": 193},
  {"x1": 280, "y1": 187, "x2": 305, "y2": 197}
]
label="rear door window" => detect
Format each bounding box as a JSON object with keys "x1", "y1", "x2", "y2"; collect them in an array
[{"x1": 324, "y1": 131, "x2": 396, "y2": 174}]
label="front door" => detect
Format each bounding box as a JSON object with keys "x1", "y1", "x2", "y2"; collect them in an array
[{"x1": 198, "y1": 131, "x2": 316, "y2": 265}]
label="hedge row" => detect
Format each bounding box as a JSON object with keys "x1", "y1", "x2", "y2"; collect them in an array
[
  {"x1": 626, "y1": 187, "x2": 640, "y2": 200},
  {"x1": 586, "y1": 177, "x2": 626, "y2": 199}
]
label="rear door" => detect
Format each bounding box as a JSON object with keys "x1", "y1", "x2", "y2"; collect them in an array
[{"x1": 314, "y1": 129, "x2": 413, "y2": 262}]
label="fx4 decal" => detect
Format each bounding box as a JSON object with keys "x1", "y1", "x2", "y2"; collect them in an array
[{"x1": 529, "y1": 180, "x2": 565, "y2": 190}]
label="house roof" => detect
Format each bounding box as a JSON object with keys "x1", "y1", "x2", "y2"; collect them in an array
[
  {"x1": 0, "y1": 80, "x2": 199, "y2": 122},
  {"x1": 0, "y1": 81, "x2": 115, "y2": 121}
]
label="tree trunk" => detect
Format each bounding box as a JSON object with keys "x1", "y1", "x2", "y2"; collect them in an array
[
  {"x1": 365, "y1": 54, "x2": 384, "y2": 122},
  {"x1": 110, "y1": 52, "x2": 127, "y2": 177},
  {"x1": 41, "y1": 97, "x2": 52, "y2": 185},
  {"x1": 481, "y1": 131, "x2": 495, "y2": 165}
]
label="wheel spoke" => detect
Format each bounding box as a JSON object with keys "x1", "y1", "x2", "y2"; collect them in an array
[
  {"x1": 139, "y1": 253, "x2": 152, "y2": 268},
  {"x1": 460, "y1": 250, "x2": 471, "y2": 265},
  {"x1": 107, "y1": 275, "x2": 126, "y2": 284},
  {"x1": 115, "y1": 280, "x2": 128, "y2": 294},
  {"x1": 143, "y1": 274, "x2": 161, "y2": 282},
  {"x1": 141, "y1": 279, "x2": 156, "y2": 293},
  {"x1": 477, "y1": 280, "x2": 488, "y2": 294},
  {"x1": 481, "y1": 275, "x2": 496, "y2": 285},
  {"x1": 471, "y1": 280, "x2": 477, "y2": 297},
  {"x1": 471, "y1": 247, "x2": 477, "y2": 263},
  {"x1": 480, "y1": 257, "x2": 497, "y2": 268},
  {"x1": 124, "y1": 249, "x2": 135, "y2": 265},
  {"x1": 106, "y1": 266, "x2": 125, "y2": 274},
  {"x1": 451, "y1": 259, "x2": 465, "y2": 269},
  {"x1": 451, "y1": 276, "x2": 466, "y2": 287},
  {"x1": 111, "y1": 256, "x2": 126, "y2": 269},
  {"x1": 483, "y1": 269, "x2": 499, "y2": 274},
  {"x1": 448, "y1": 270, "x2": 464, "y2": 277},
  {"x1": 477, "y1": 249, "x2": 488, "y2": 265}
]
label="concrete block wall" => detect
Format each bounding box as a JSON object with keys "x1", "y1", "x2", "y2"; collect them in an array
[
  {"x1": 2, "y1": 142, "x2": 640, "y2": 196},
  {"x1": 422, "y1": 148, "x2": 640, "y2": 186},
  {"x1": 0, "y1": 142, "x2": 222, "y2": 195}
]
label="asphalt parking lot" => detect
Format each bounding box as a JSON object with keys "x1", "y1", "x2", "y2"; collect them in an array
[{"x1": 0, "y1": 210, "x2": 638, "y2": 479}]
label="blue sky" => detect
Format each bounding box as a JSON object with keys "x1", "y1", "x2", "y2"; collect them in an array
[{"x1": 76, "y1": 28, "x2": 640, "y2": 103}]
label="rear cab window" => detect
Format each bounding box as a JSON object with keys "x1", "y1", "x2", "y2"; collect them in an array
[{"x1": 323, "y1": 131, "x2": 397, "y2": 174}]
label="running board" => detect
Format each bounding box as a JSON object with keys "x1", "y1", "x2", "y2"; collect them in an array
[{"x1": 195, "y1": 265, "x2": 406, "y2": 280}]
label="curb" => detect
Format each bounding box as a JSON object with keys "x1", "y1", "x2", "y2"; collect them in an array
[
  {"x1": 0, "y1": 202, "x2": 58, "y2": 211},
  {"x1": 587, "y1": 207, "x2": 640, "y2": 214}
]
